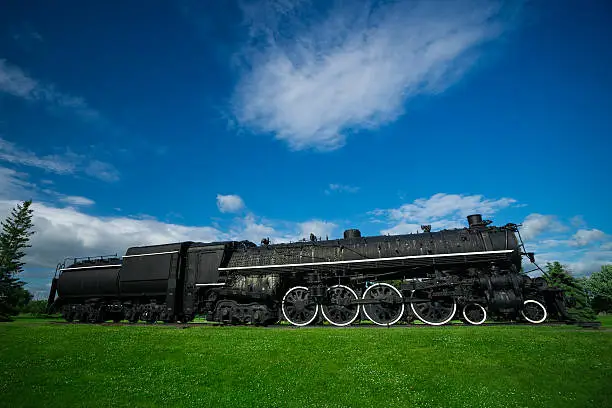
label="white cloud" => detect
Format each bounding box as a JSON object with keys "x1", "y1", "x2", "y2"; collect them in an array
[
  {"x1": 0, "y1": 173, "x2": 340, "y2": 278},
  {"x1": 0, "y1": 200, "x2": 226, "y2": 270},
  {"x1": 570, "y1": 215, "x2": 586, "y2": 228},
  {"x1": 84, "y1": 160, "x2": 120, "y2": 182},
  {"x1": 0, "y1": 137, "x2": 76, "y2": 174},
  {"x1": 373, "y1": 193, "x2": 516, "y2": 235},
  {"x1": 326, "y1": 183, "x2": 360, "y2": 194},
  {"x1": 231, "y1": 213, "x2": 277, "y2": 243},
  {"x1": 373, "y1": 193, "x2": 516, "y2": 234},
  {"x1": 0, "y1": 199, "x2": 339, "y2": 285},
  {"x1": 59, "y1": 196, "x2": 95, "y2": 206},
  {"x1": 0, "y1": 165, "x2": 34, "y2": 198},
  {"x1": 570, "y1": 229, "x2": 606, "y2": 247},
  {"x1": 232, "y1": 0, "x2": 514, "y2": 150},
  {"x1": 0, "y1": 59, "x2": 37, "y2": 97},
  {"x1": 0, "y1": 59, "x2": 101, "y2": 121},
  {"x1": 532, "y1": 248, "x2": 612, "y2": 277},
  {"x1": 0, "y1": 137, "x2": 119, "y2": 182},
  {"x1": 295, "y1": 220, "x2": 336, "y2": 241},
  {"x1": 519, "y1": 221, "x2": 611, "y2": 277},
  {"x1": 381, "y1": 219, "x2": 466, "y2": 236},
  {"x1": 520, "y1": 213, "x2": 566, "y2": 241},
  {"x1": 227, "y1": 214, "x2": 337, "y2": 244},
  {"x1": 536, "y1": 238, "x2": 571, "y2": 249},
  {"x1": 216, "y1": 194, "x2": 246, "y2": 213},
  {"x1": 0, "y1": 166, "x2": 97, "y2": 210},
  {"x1": 10, "y1": 22, "x2": 44, "y2": 47},
  {"x1": 566, "y1": 254, "x2": 612, "y2": 277}
]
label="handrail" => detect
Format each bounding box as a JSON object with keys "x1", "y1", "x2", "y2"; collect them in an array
[{"x1": 62, "y1": 253, "x2": 120, "y2": 267}]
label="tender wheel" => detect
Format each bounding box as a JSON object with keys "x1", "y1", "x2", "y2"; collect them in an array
[
  {"x1": 89, "y1": 307, "x2": 104, "y2": 323},
  {"x1": 62, "y1": 307, "x2": 75, "y2": 322},
  {"x1": 462, "y1": 303, "x2": 487, "y2": 325},
  {"x1": 282, "y1": 286, "x2": 319, "y2": 327},
  {"x1": 410, "y1": 291, "x2": 456, "y2": 326},
  {"x1": 520, "y1": 299, "x2": 547, "y2": 324},
  {"x1": 141, "y1": 310, "x2": 157, "y2": 324},
  {"x1": 78, "y1": 312, "x2": 88, "y2": 323},
  {"x1": 321, "y1": 285, "x2": 360, "y2": 327},
  {"x1": 126, "y1": 309, "x2": 139, "y2": 323},
  {"x1": 362, "y1": 283, "x2": 404, "y2": 326}
]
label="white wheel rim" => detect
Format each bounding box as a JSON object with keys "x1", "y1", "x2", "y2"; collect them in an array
[
  {"x1": 520, "y1": 299, "x2": 547, "y2": 324},
  {"x1": 282, "y1": 286, "x2": 319, "y2": 327},
  {"x1": 321, "y1": 285, "x2": 360, "y2": 327},
  {"x1": 410, "y1": 292, "x2": 457, "y2": 326},
  {"x1": 362, "y1": 283, "x2": 404, "y2": 326},
  {"x1": 462, "y1": 303, "x2": 487, "y2": 325}
]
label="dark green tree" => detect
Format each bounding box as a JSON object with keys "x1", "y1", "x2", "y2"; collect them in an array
[
  {"x1": 13, "y1": 285, "x2": 33, "y2": 310},
  {"x1": 582, "y1": 265, "x2": 612, "y2": 314},
  {"x1": 0, "y1": 200, "x2": 35, "y2": 321},
  {"x1": 545, "y1": 261, "x2": 596, "y2": 321}
]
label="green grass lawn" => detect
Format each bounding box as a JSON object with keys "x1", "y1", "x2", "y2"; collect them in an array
[
  {"x1": 598, "y1": 314, "x2": 612, "y2": 327},
  {"x1": 1, "y1": 318, "x2": 611, "y2": 408}
]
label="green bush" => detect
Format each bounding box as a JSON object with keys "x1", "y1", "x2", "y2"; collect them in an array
[
  {"x1": 545, "y1": 262, "x2": 596, "y2": 321},
  {"x1": 21, "y1": 300, "x2": 52, "y2": 317}
]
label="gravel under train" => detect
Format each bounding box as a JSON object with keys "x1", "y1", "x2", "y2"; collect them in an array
[{"x1": 47, "y1": 214, "x2": 572, "y2": 326}]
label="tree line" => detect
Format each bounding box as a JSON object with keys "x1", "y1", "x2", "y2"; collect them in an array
[
  {"x1": 544, "y1": 262, "x2": 612, "y2": 320},
  {"x1": 0, "y1": 200, "x2": 611, "y2": 321}
]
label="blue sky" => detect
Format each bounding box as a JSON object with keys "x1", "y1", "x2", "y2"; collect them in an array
[{"x1": 1, "y1": 0, "x2": 610, "y2": 297}]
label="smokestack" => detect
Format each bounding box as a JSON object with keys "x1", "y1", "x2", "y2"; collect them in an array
[
  {"x1": 343, "y1": 229, "x2": 362, "y2": 239},
  {"x1": 467, "y1": 214, "x2": 483, "y2": 228}
]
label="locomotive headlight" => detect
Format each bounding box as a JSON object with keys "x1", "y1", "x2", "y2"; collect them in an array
[
  {"x1": 527, "y1": 252, "x2": 535, "y2": 263},
  {"x1": 522, "y1": 252, "x2": 536, "y2": 263}
]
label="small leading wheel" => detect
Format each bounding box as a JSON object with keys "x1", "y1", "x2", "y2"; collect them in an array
[
  {"x1": 520, "y1": 299, "x2": 547, "y2": 324},
  {"x1": 362, "y1": 283, "x2": 404, "y2": 326},
  {"x1": 410, "y1": 291, "x2": 456, "y2": 326},
  {"x1": 321, "y1": 285, "x2": 360, "y2": 327},
  {"x1": 462, "y1": 303, "x2": 487, "y2": 325},
  {"x1": 282, "y1": 286, "x2": 319, "y2": 327}
]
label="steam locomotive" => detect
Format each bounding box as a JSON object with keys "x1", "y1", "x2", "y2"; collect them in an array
[{"x1": 47, "y1": 214, "x2": 571, "y2": 326}]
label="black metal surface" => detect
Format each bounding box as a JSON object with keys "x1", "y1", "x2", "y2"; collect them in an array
[
  {"x1": 47, "y1": 214, "x2": 592, "y2": 327},
  {"x1": 343, "y1": 229, "x2": 362, "y2": 239},
  {"x1": 57, "y1": 263, "x2": 121, "y2": 300},
  {"x1": 225, "y1": 224, "x2": 521, "y2": 271},
  {"x1": 467, "y1": 214, "x2": 483, "y2": 227}
]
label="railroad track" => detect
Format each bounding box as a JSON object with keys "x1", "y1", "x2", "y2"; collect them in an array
[{"x1": 50, "y1": 320, "x2": 602, "y2": 329}]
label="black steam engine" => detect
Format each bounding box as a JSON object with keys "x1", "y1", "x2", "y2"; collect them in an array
[{"x1": 47, "y1": 214, "x2": 571, "y2": 326}]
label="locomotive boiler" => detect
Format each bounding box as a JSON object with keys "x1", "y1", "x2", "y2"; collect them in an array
[{"x1": 47, "y1": 214, "x2": 571, "y2": 326}]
